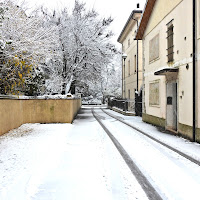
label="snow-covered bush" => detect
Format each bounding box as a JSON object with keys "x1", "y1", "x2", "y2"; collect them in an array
[{"x1": 0, "y1": 0, "x2": 62, "y2": 95}]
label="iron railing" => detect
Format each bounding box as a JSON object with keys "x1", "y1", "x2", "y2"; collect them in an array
[
  {"x1": 108, "y1": 96, "x2": 142, "y2": 116},
  {"x1": 108, "y1": 98, "x2": 135, "y2": 113}
]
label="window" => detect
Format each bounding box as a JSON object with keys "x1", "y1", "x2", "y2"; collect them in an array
[
  {"x1": 149, "y1": 34, "x2": 159, "y2": 62},
  {"x1": 149, "y1": 80, "x2": 160, "y2": 106},
  {"x1": 128, "y1": 39, "x2": 130, "y2": 47},
  {"x1": 134, "y1": 55, "x2": 137, "y2": 72},
  {"x1": 128, "y1": 60, "x2": 130, "y2": 76},
  {"x1": 122, "y1": 44, "x2": 125, "y2": 52},
  {"x1": 167, "y1": 21, "x2": 174, "y2": 62}
]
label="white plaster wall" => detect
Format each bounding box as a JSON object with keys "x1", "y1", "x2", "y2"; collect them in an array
[{"x1": 143, "y1": 0, "x2": 193, "y2": 126}]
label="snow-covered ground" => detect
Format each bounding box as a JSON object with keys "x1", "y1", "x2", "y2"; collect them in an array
[
  {"x1": 0, "y1": 107, "x2": 147, "y2": 200},
  {"x1": 97, "y1": 107, "x2": 200, "y2": 200},
  {"x1": 1, "y1": 105, "x2": 200, "y2": 200},
  {"x1": 104, "y1": 107, "x2": 200, "y2": 162}
]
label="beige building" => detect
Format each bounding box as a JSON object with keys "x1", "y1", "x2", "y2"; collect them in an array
[
  {"x1": 118, "y1": 10, "x2": 143, "y2": 113},
  {"x1": 136, "y1": 0, "x2": 200, "y2": 142}
]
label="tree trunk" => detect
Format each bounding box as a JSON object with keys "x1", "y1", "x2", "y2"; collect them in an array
[{"x1": 70, "y1": 80, "x2": 76, "y2": 94}]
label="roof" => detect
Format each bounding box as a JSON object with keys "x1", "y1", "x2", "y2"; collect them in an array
[
  {"x1": 135, "y1": 0, "x2": 157, "y2": 40},
  {"x1": 117, "y1": 10, "x2": 142, "y2": 43},
  {"x1": 154, "y1": 68, "x2": 179, "y2": 75}
]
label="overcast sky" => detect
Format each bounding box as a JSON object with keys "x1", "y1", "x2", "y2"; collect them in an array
[{"x1": 20, "y1": 0, "x2": 146, "y2": 48}]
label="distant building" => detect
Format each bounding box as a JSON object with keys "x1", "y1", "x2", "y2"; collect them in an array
[
  {"x1": 118, "y1": 10, "x2": 143, "y2": 114},
  {"x1": 136, "y1": 0, "x2": 200, "y2": 142}
]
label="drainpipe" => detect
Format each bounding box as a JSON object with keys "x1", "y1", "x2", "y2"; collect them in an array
[
  {"x1": 192, "y1": 0, "x2": 196, "y2": 142},
  {"x1": 123, "y1": 57, "x2": 126, "y2": 98},
  {"x1": 136, "y1": 32, "x2": 139, "y2": 92},
  {"x1": 122, "y1": 53, "x2": 123, "y2": 98},
  {"x1": 133, "y1": 18, "x2": 139, "y2": 92},
  {"x1": 122, "y1": 53, "x2": 127, "y2": 99}
]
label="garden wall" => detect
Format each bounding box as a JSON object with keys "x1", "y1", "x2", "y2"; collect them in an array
[{"x1": 0, "y1": 96, "x2": 81, "y2": 136}]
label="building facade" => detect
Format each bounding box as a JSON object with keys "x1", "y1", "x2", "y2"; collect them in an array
[
  {"x1": 136, "y1": 0, "x2": 200, "y2": 142},
  {"x1": 118, "y1": 10, "x2": 143, "y2": 112}
]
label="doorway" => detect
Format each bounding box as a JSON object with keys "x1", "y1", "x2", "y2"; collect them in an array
[{"x1": 166, "y1": 82, "x2": 177, "y2": 131}]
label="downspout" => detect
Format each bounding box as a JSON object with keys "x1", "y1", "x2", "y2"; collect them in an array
[
  {"x1": 193, "y1": 0, "x2": 196, "y2": 142},
  {"x1": 133, "y1": 18, "x2": 139, "y2": 92},
  {"x1": 133, "y1": 17, "x2": 139, "y2": 116},
  {"x1": 122, "y1": 52, "x2": 124, "y2": 98},
  {"x1": 136, "y1": 32, "x2": 139, "y2": 92},
  {"x1": 122, "y1": 53, "x2": 127, "y2": 99}
]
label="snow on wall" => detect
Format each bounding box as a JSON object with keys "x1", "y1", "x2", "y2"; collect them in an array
[{"x1": 0, "y1": 96, "x2": 81, "y2": 136}]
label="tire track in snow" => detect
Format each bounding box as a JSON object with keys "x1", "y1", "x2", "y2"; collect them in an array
[
  {"x1": 101, "y1": 108, "x2": 200, "y2": 167},
  {"x1": 92, "y1": 108, "x2": 163, "y2": 200}
]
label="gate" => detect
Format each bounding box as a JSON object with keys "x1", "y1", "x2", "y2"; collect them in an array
[{"x1": 135, "y1": 92, "x2": 142, "y2": 117}]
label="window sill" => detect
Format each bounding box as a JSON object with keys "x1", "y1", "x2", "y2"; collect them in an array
[
  {"x1": 149, "y1": 104, "x2": 160, "y2": 108},
  {"x1": 167, "y1": 60, "x2": 175, "y2": 65},
  {"x1": 149, "y1": 57, "x2": 160, "y2": 64}
]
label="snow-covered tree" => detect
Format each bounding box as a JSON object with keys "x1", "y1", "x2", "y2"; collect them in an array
[
  {"x1": 0, "y1": 0, "x2": 118, "y2": 96},
  {"x1": 57, "y1": 0, "x2": 117, "y2": 94},
  {"x1": 83, "y1": 54, "x2": 122, "y2": 103},
  {"x1": 0, "y1": 0, "x2": 62, "y2": 95},
  {"x1": 101, "y1": 54, "x2": 122, "y2": 98}
]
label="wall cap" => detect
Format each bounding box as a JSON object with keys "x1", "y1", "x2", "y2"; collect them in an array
[{"x1": 0, "y1": 95, "x2": 81, "y2": 100}]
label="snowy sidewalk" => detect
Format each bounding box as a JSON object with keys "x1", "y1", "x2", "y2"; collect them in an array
[
  {"x1": 98, "y1": 107, "x2": 200, "y2": 200},
  {"x1": 105, "y1": 108, "x2": 200, "y2": 162},
  {"x1": 0, "y1": 107, "x2": 147, "y2": 200}
]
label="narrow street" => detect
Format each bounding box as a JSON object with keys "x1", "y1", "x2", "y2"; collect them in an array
[
  {"x1": 1, "y1": 0, "x2": 200, "y2": 199},
  {"x1": 1, "y1": 105, "x2": 200, "y2": 200}
]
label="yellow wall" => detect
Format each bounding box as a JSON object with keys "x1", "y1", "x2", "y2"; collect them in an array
[
  {"x1": 122, "y1": 13, "x2": 143, "y2": 101},
  {"x1": 0, "y1": 98, "x2": 81, "y2": 136}
]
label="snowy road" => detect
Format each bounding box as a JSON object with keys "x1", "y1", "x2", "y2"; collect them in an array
[
  {"x1": 0, "y1": 106, "x2": 147, "y2": 200},
  {"x1": 1, "y1": 106, "x2": 200, "y2": 200},
  {"x1": 94, "y1": 107, "x2": 200, "y2": 200}
]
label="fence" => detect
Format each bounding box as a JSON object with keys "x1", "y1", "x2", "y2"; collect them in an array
[{"x1": 108, "y1": 98, "x2": 135, "y2": 113}]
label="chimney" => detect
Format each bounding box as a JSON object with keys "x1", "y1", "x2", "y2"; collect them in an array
[{"x1": 137, "y1": 3, "x2": 140, "y2": 9}]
